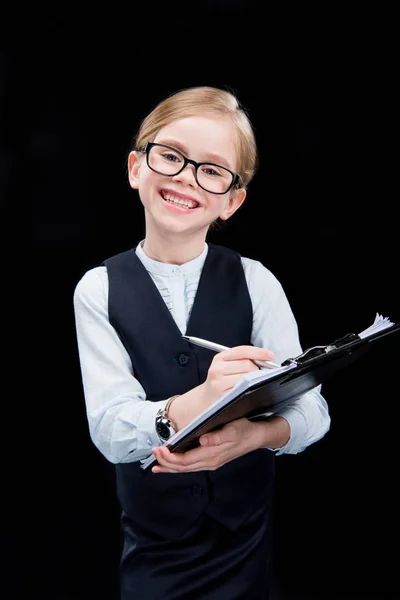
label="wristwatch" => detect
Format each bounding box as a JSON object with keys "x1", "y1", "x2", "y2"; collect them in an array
[{"x1": 155, "y1": 395, "x2": 180, "y2": 442}]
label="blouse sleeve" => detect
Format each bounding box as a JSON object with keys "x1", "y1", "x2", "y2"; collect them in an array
[
  {"x1": 73, "y1": 267, "x2": 167, "y2": 464},
  {"x1": 242, "y1": 257, "x2": 331, "y2": 454}
]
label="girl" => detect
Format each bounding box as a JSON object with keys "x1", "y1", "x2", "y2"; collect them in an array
[{"x1": 73, "y1": 85, "x2": 330, "y2": 600}]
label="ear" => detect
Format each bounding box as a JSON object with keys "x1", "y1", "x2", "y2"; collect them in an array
[
  {"x1": 128, "y1": 151, "x2": 142, "y2": 189},
  {"x1": 219, "y1": 188, "x2": 247, "y2": 221}
]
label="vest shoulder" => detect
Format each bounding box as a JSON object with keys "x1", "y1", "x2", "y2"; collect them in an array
[
  {"x1": 207, "y1": 242, "x2": 239, "y2": 253},
  {"x1": 102, "y1": 248, "x2": 137, "y2": 266},
  {"x1": 207, "y1": 243, "x2": 242, "y2": 260}
]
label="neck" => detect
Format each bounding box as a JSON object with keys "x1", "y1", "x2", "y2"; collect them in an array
[{"x1": 142, "y1": 232, "x2": 207, "y2": 265}]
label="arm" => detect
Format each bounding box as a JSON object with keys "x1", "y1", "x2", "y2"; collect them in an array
[
  {"x1": 246, "y1": 257, "x2": 331, "y2": 454},
  {"x1": 73, "y1": 267, "x2": 168, "y2": 463}
]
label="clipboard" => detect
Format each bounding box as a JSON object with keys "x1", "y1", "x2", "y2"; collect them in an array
[{"x1": 141, "y1": 316, "x2": 400, "y2": 471}]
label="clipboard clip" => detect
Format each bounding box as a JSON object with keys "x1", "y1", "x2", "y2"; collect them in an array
[{"x1": 281, "y1": 332, "x2": 360, "y2": 366}]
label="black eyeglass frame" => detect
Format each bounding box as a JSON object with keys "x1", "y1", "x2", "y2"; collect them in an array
[{"x1": 142, "y1": 142, "x2": 240, "y2": 195}]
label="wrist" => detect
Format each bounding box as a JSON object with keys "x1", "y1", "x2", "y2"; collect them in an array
[
  {"x1": 254, "y1": 416, "x2": 291, "y2": 450},
  {"x1": 168, "y1": 383, "x2": 208, "y2": 431}
]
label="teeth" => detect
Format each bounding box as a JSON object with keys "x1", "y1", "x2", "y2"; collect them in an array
[{"x1": 163, "y1": 193, "x2": 198, "y2": 209}]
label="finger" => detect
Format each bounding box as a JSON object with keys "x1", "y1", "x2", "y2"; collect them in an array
[
  {"x1": 215, "y1": 373, "x2": 252, "y2": 392},
  {"x1": 219, "y1": 345, "x2": 274, "y2": 363},
  {"x1": 200, "y1": 419, "x2": 248, "y2": 447},
  {"x1": 152, "y1": 465, "x2": 180, "y2": 473},
  {"x1": 151, "y1": 448, "x2": 186, "y2": 472},
  {"x1": 153, "y1": 464, "x2": 212, "y2": 473},
  {"x1": 200, "y1": 427, "x2": 236, "y2": 447},
  {"x1": 215, "y1": 357, "x2": 260, "y2": 374},
  {"x1": 152, "y1": 446, "x2": 195, "y2": 469},
  {"x1": 152, "y1": 446, "x2": 220, "y2": 472},
  {"x1": 158, "y1": 445, "x2": 215, "y2": 466},
  {"x1": 199, "y1": 431, "x2": 223, "y2": 446}
]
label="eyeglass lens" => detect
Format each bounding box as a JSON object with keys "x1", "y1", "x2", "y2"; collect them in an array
[{"x1": 148, "y1": 145, "x2": 234, "y2": 194}]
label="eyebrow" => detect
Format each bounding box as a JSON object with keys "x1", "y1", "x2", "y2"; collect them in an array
[{"x1": 155, "y1": 138, "x2": 232, "y2": 169}]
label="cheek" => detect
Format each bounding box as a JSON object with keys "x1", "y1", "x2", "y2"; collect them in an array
[
  {"x1": 140, "y1": 168, "x2": 160, "y2": 189},
  {"x1": 138, "y1": 172, "x2": 162, "y2": 206}
]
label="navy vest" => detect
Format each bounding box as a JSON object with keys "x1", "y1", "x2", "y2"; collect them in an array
[{"x1": 105, "y1": 243, "x2": 275, "y2": 540}]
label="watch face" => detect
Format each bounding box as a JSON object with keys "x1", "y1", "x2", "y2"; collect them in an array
[{"x1": 156, "y1": 420, "x2": 170, "y2": 440}]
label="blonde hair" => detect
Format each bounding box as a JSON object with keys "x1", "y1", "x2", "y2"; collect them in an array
[{"x1": 133, "y1": 86, "x2": 258, "y2": 189}]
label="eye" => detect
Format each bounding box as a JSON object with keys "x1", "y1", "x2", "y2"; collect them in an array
[
  {"x1": 201, "y1": 165, "x2": 223, "y2": 178},
  {"x1": 162, "y1": 151, "x2": 182, "y2": 164}
]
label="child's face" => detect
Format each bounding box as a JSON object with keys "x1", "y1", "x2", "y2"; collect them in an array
[{"x1": 128, "y1": 114, "x2": 246, "y2": 239}]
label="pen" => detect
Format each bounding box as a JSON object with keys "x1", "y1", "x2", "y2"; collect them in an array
[{"x1": 182, "y1": 335, "x2": 281, "y2": 370}]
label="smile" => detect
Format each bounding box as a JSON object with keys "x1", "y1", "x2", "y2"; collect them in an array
[{"x1": 161, "y1": 191, "x2": 199, "y2": 210}]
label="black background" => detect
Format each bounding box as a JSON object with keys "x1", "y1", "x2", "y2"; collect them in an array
[{"x1": 6, "y1": 4, "x2": 400, "y2": 599}]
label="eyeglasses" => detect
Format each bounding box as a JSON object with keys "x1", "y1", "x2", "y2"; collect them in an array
[{"x1": 142, "y1": 142, "x2": 240, "y2": 195}]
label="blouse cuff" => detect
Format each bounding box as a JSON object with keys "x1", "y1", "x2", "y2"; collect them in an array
[
  {"x1": 268, "y1": 406, "x2": 308, "y2": 455},
  {"x1": 136, "y1": 399, "x2": 168, "y2": 457}
]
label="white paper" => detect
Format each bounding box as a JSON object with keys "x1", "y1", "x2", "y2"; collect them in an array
[{"x1": 358, "y1": 313, "x2": 395, "y2": 339}]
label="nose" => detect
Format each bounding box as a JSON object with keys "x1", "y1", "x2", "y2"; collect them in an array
[{"x1": 172, "y1": 164, "x2": 198, "y2": 187}]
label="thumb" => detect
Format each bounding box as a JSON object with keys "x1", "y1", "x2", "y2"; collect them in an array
[{"x1": 200, "y1": 431, "x2": 220, "y2": 446}]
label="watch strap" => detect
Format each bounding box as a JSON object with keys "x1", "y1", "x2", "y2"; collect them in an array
[
  {"x1": 155, "y1": 395, "x2": 181, "y2": 442},
  {"x1": 165, "y1": 394, "x2": 180, "y2": 416}
]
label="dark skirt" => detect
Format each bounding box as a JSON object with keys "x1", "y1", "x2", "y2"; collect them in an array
[{"x1": 119, "y1": 505, "x2": 272, "y2": 600}]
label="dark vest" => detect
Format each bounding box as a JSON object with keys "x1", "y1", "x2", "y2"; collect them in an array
[{"x1": 105, "y1": 243, "x2": 275, "y2": 540}]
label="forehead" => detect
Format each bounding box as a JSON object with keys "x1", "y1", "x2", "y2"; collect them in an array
[{"x1": 153, "y1": 115, "x2": 238, "y2": 165}]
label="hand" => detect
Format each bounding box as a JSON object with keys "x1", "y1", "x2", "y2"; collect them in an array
[
  {"x1": 168, "y1": 345, "x2": 275, "y2": 432},
  {"x1": 201, "y1": 344, "x2": 275, "y2": 405},
  {"x1": 151, "y1": 417, "x2": 263, "y2": 473}
]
